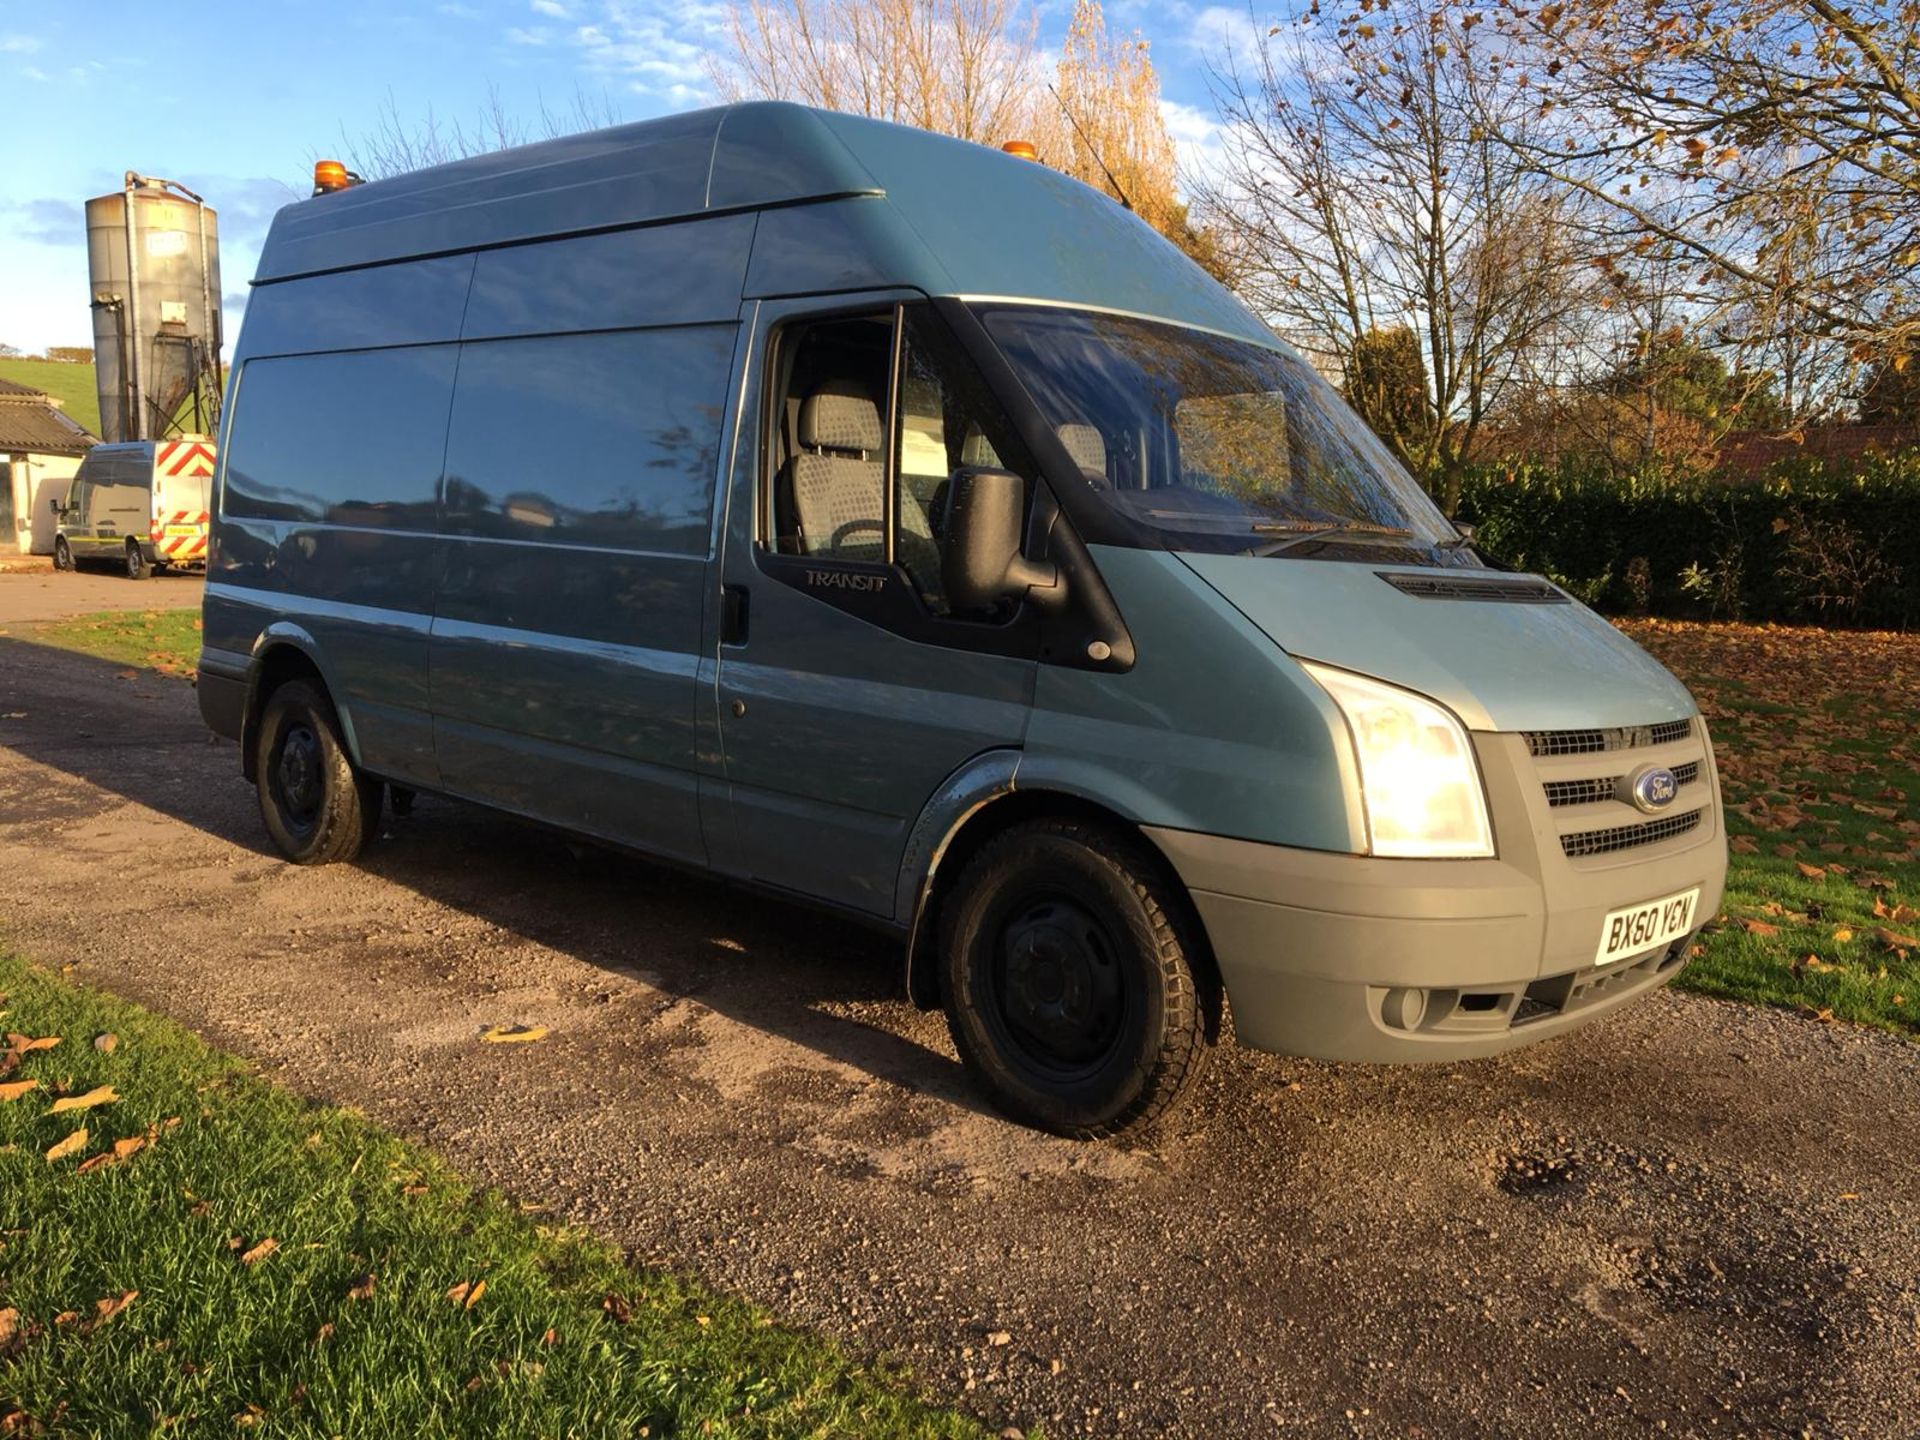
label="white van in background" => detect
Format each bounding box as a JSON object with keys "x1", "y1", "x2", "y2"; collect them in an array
[{"x1": 53, "y1": 439, "x2": 215, "y2": 578}]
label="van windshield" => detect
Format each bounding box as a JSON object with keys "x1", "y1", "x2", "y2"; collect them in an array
[{"x1": 976, "y1": 305, "x2": 1463, "y2": 562}]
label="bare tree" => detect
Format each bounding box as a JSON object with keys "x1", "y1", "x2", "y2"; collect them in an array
[
  {"x1": 335, "y1": 84, "x2": 625, "y2": 182},
  {"x1": 1201, "y1": 0, "x2": 1599, "y2": 508},
  {"x1": 712, "y1": 0, "x2": 1222, "y2": 271},
  {"x1": 711, "y1": 0, "x2": 1043, "y2": 145},
  {"x1": 1447, "y1": 0, "x2": 1920, "y2": 378}
]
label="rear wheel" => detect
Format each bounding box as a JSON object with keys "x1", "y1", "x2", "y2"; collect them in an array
[
  {"x1": 125, "y1": 539, "x2": 150, "y2": 580},
  {"x1": 52, "y1": 537, "x2": 73, "y2": 571},
  {"x1": 254, "y1": 679, "x2": 382, "y2": 864},
  {"x1": 939, "y1": 819, "x2": 1211, "y2": 1139}
]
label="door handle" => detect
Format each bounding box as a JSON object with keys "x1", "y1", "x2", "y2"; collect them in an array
[{"x1": 720, "y1": 584, "x2": 749, "y2": 646}]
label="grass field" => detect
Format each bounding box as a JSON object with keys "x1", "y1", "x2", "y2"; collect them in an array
[
  {"x1": 0, "y1": 953, "x2": 990, "y2": 1438},
  {"x1": 20, "y1": 609, "x2": 1920, "y2": 1039},
  {"x1": 29, "y1": 609, "x2": 202, "y2": 680},
  {"x1": 0, "y1": 359, "x2": 100, "y2": 439},
  {"x1": 1622, "y1": 620, "x2": 1919, "y2": 1035}
]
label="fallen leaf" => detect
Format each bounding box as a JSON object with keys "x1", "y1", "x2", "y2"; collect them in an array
[
  {"x1": 695, "y1": 1314, "x2": 711, "y2": 1328},
  {"x1": 1833, "y1": 927, "x2": 1855, "y2": 943},
  {"x1": 446, "y1": 1279, "x2": 487, "y2": 1309},
  {"x1": 1734, "y1": 917, "x2": 1779, "y2": 937},
  {"x1": 1795, "y1": 861, "x2": 1827, "y2": 880},
  {"x1": 602, "y1": 1293, "x2": 632, "y2": 1323},
  {"x1": 0, "y1": 1080, "x2": 38, "y2": 1103},
  {"x1": 479, "y1": 1024, "x2": 548, "y2": 1044},
  {"x1": 239, "y1": 1238, "x2": 279, "y2": 1267},
  {"x1": 347, "y1": 1274, "x2": 376, "y2": 1302},
  {"x1": 314, "y1": 1322, "x2": 335, "y2": 1345},
  {"x1": 93, "y1": 1290, "x2": 137, "y2": 1325},
  {"x1": 44, "y1": 1128, "x2": 87, "y2": 1163},
  {"x1": 6, "y1": 1034, "x2": 59, "y2": 1054},
  {"x1": 1728, "y1": 835, "x2": 1758, "y2": 854},
  {"x1": 1873, "y1": 928, "x2": 1919, "y2": 952},
  {"x1": 50, "y1": 1085, "x2": 118, "y2": 1114},
  {"x1": 92, "y1": 1033, "x2": 118, "y2": 1054},
  {"x1": 0, "y1": 1309, "x2": 16, "y2": 1353},
  {"x1": 540, "y1": 1327, "x2": 558, "y2": 1347}
]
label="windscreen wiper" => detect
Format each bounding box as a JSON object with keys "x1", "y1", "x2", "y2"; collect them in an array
[{"x1": 1246, "y1": 519, "x2": 1415, "y2": 557}]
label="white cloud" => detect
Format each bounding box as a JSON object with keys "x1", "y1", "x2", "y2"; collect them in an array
[
  {"x1": 565, "y1": 0, "x2": 725, "y2": 104},
  {"x1": 1161, "y1": 98, "x2": 1227, "y2": 192},
  {"x1": 437, "y1": 2, "x2": 483, "y2": 18},
  {"x1": 22, "y1": 64, "x2": 47, "y2": 82},
  {"x1": 532, "y1": 0, "x2": 569, "y2": 15},
  {"x1": 506, "y1": 25, "x2": 553, "y2": 45},
  {"x1": 1183, "y1": 4, "x2": 1264, "y2": 59},
  {"x1": 0, "y1": 34, "x2": 42, "y2": 54}
]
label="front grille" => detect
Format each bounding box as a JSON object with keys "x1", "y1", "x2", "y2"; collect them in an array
[
  {"x1": 1562, "y1": 809, "x2": 1704, "y2": 858},
  {"x1": 1525, "y1": 718, "x2": 1692, "y2": 758},
  {"x1": 1542, "y1": 759, "x2": 1702, "y2": 809}
]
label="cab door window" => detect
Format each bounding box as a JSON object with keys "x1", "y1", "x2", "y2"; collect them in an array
[{"x1": 765, "y1": 303, "x2": 1033, "y2": 618}]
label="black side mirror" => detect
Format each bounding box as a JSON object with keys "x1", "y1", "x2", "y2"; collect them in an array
[
  {"x1": 941, "y1": 467, "x2": 1061, "y2": 612},
  {"x1": 49, "y1": 497, "x2": 64, "y2": 516}
]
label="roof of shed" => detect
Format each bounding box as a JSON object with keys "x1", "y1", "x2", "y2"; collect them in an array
[{"x1": 0, "y1": 381, "x2": 96, "y2": 458}]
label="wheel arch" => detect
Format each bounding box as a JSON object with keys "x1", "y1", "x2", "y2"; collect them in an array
[
  {"x1": 901, "y1": 769, "x2": 1224, "y2": 1038},
  {"x1": 240, "y1": 627, "x2": 359, "y2": 782}
]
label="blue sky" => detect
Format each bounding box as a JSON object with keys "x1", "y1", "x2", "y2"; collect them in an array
[{"x1": 0, "y1": 0, "x2": 1247, "y2": 357}]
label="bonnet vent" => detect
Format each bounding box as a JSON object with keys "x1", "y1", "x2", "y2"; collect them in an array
[{"x1": 1376, "y1": 573, "x2": 1570, "y2": 604}]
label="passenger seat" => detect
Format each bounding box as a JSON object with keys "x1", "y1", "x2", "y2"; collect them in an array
[{"x1": 1057, "y1": 423, "x2": 1109, "y2": 486}]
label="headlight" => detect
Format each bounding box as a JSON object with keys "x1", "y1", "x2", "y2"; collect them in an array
[{"x1": 1302, "y1": 662, "x2": 1494, "y2": 859}]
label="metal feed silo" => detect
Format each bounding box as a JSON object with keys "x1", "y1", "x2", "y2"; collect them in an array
[{"x1": 85, "y1": 173, "x2": 223, "y2": 443}]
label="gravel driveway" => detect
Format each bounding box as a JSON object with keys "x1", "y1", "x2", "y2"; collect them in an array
[{"x1": 1, "y1": 636, "x2": 1916, "y2": 1439}]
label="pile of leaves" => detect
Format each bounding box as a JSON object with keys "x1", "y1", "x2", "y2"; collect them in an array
[{"x1": 1625, "y1": 619, "x2": 1920, "y2": 1033}]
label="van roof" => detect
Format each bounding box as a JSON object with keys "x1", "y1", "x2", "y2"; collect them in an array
[
  {"x1": 257, "y1": 103, "x2": 877, "y2": 283},
  {"x1": 253, "y1": 101, "x2": 1272, "y2": 348}
]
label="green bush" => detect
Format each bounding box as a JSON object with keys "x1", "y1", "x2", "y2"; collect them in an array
[{"x1": 1454, "y1": 452, "x2": 1920, "y2": 628}]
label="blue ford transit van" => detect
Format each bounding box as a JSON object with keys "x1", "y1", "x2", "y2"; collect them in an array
[{"x1": 199, "y1": 103, "x2": 1727, "y2": 1137}]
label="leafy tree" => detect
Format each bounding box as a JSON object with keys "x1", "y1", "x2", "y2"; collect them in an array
[
  {"x1": 1858, "y1": 350, "x2": 1920, "y2": 425},
  {"x1": 1608, "y1": 331, "x2": 1790, "y2": 434},
  {"x1": 1347, "y1": 327, "x2": 1429, "y2": 455},
  {"x1": 42, "y1": 346, "x2": 92, "y2": 365}
]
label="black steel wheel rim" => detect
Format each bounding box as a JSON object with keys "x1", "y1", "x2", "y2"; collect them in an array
[
  {"x1": 989, "y1": 892, "x2": 1127, "y2": 1076},
  {"x1": 272, "y1": 723, "x2": 324, "y2": 834}
]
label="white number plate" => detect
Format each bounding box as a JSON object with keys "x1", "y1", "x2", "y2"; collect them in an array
[{"x1": 1594, "y1": 887, "x2": 1700, "y2": 966}]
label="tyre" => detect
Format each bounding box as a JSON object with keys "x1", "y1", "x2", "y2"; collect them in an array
[
  {"x1": 52, "y1": 536, "x2": 73, "y2": 571},
  {"x1": 939, "y1": 819, "x2": 1211, "y2": 1139},
  {"x1": 253, "y1": 678, "x2": 383, "y2": 864},
  {"x1": 125, "y1": 540, "x2": 150, "y2": 580}
]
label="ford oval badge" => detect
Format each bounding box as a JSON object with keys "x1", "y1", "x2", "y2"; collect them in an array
[{"x1": 1629, "y1": 766, "x2": 1679, "y2": 813}]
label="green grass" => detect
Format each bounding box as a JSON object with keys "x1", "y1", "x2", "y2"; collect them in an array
[
  {"x1": 24, "y1": 609, "x2": 203, "y2": 679},
  {"x1": 1623, "y1": 620, "x2": 1920, "y2": 1036},
  {"x1": 0, "y1": 953, "x2": 989, "y2": 1438},
  {"x1": 0, "y1": 359, "x2": 100, "y2": 439}
]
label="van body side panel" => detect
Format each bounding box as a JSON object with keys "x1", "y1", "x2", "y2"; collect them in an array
[
  {"x1": 213, "y1": 339, "x2": 462, "y2": 786},
  {"x1": 238, "y1": 255, "x2": 477, "y2": 357},
  {"x1": 1022, "y1": 548, "x2": 1366, "y2": 853},
  {"x1": 428, "y1": 225, "x2": 748, "y2": 865},
  {"x1": 743, "y1": 197, "x2": 945, "y2": 300}
]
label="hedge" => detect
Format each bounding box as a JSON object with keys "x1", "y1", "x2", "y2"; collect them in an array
[{"x1": 1452, "y1": 452, "x2": 1920, "y2": 630}]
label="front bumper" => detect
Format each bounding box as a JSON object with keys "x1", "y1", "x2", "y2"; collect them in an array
[{"x1": 1145, "y1": 727, "x2": 1728, "y2": 1063}]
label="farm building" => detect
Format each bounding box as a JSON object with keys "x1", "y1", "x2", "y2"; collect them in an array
[{"x1": 0, "y1": 377, "x2": 96, "y2": 557}]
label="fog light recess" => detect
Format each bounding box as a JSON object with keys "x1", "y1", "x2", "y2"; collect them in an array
[{"x1": 1382, "y1": 986, "x2": 1430, "y2": 1031}]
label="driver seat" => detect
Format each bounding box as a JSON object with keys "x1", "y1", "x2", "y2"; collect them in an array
[{"x1": 793, "y1": 382, "x2": 886, "y2": 560}]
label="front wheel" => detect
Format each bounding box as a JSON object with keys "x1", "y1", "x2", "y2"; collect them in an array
[
  {"x1": 52, "y1": 537, "x2": 73, "y2": 571},
  {"x1": 125, "y1": 540, "x2": 150, "y2": 580},
  {"x1": 254, "y1": 679, "x2": 383, "y2": 864},
  {"x1": 939, "y1": 819, "x2": 1211, "y2": 1139}
]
